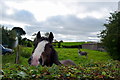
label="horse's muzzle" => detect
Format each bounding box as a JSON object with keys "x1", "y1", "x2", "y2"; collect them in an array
[{"x1": 28, "y1": 56, "x2": 42, "y2": 66}]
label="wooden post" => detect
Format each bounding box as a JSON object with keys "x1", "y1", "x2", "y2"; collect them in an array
[
  {"x1": 15, "y1": 43, "x2": 20, "y2": 64},
  {"x1": 15, "y1": 45, "x2": 19, "y2": 64}
]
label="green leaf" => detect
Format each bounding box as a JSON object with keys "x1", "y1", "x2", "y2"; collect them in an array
[
  {"x1": 102, "y1": 71, "x2": 106, "y2": 75},
  {"x1": 17, "y1": 71, "x2": 27, "y2": 78}
]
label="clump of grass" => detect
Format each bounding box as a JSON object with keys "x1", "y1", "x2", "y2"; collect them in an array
[
  {"x1": 2, "y1": 54, "x2": 16, "y2": 65},
  {"x1": 19, "y1": 46, "x2": 33, "y2": 58}
]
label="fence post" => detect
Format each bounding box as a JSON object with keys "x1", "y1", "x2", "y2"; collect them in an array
[
  {"x1": 15, "y1": 36, "x2": 19, "y2": 64},
  {"x1": 15, "y1": 45, "x2": 19, "y2": 64}
]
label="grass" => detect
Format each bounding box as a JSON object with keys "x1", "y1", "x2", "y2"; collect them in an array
[
  {"x1": 61, "y1": 42, "x2": 87, "y2": 46},
  {"x1": 2, "y1": 54, "x2": 16, "y2": 65},
  {"x1": 2, "y1": 46, "x2": 112, "y2": 66},
  {"x1": 53, "y1": 42, "x2": 88, "y2": 48},
  {"x1": 2, "y1": 46, "x2": 33, "y2": 66},
  {"x1": 1, "y1": 46, "x2": 120, "y2": 79},
  {"x1": 56, "y1": 48, "x2": 112, "y2": 64}
]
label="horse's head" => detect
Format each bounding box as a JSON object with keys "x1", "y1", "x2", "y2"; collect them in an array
[{"x1": 28, "y1": 31, "x2": 61, "y2": 66}]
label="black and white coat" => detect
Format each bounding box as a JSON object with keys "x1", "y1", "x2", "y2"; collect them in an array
[{"x1": 78, "y1": 49, "x2": 88, "y2": 58}]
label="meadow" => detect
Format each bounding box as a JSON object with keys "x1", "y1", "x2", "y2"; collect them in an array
[
  {"x1": 1, "y1": 42, "x2": 120, "y2": 79},
  {"x1": 2, "y1": 46, "x2": 111, "y2": 66}
]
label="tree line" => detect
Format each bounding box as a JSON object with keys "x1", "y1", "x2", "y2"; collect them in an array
[{"x1": 0, "y1": 25, "x2": 33, "y2": 48}]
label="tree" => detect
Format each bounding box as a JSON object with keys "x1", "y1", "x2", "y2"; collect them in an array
[
  {"x1": 100, "y1": 12, "x2": 120, "y2": 60},
  {"x1": 44, "y1": 32, "x2": 49, "y2": 37},
  {"x1": 1, "y1": 26, "x2": 9, "y2": 45},
  {"x1": 12, "y1": 27, "x2": 26, "y2": 36},
  {"x1": 1, "y1": 25, "x2": 17, "y2": 48},
  {"x1": 58, "y1": 40, "x2": 63, "y2": 48},
  {"x1": 12, "y1": 27, "x2": 26, "y2": 64},
  {"x1": 12, "y1": 27, "x2": 26, "y2": 44},
  {"x1": 21, "y1": 38, "x2": 33, "y2": 47}
]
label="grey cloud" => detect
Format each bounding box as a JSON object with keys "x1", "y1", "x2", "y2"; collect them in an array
[
  {"x1": 1, "y1": 1, "x2": 38, "y2": 25},
  {"x1": 0, "y1": 0, "x2": 40, "y2": 35},
  {"x1": 41, "y1": 15, "x2": 105, "y2": 35},
  {"x1": 2, "y1": 9, "x2": 38, "y2": 25},
  {"x1": 24, "y1": 25, "x2": 42, "y2": 35},
  {"x1": 11, "y1": 10, "x2": 37, "y2": 24},
  {"x1": 76, "y1": 2, "x2": 117, "y2": 11},
  {"x1": 25, "y1": 15, "x2": 105, "y2": 41},
  {"x1": 0, "y1": 0, "x2": 9, "y2": 18},
  {"x1": 1, "y1": 1, "x2": 117, "y2": 41}
]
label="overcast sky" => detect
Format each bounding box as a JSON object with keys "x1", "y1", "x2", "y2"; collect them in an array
[{"x1": 0, "y1": 0, "x2": 119, "y2": 42}]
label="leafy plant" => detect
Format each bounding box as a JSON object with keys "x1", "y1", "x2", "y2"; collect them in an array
[{"x1": 2, "y1": 60, "x2": 120, "y2": 79}]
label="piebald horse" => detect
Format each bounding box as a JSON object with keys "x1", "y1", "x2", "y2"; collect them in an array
[
  {"x1": 78, "y1": 48, "x2": 88, "y2": 58},
  {"x1": 28, "y1": 31, "x2": 75, "y2": 66}
]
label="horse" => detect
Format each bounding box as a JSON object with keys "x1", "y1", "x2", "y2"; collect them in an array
[
  {"x1": 60, "y1": 60, "x2": 76, "y2": 66},
  {"x1": 78, "y1": 48, "x2": 88, "y2": 58},
  {"x1": 28, "y1": 31, "x2": 75, "y2": 66}
]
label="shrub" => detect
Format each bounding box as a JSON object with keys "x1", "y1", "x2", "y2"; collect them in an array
[{"x1": 100, "y1": 12, "x2": 120, "y2": 60}]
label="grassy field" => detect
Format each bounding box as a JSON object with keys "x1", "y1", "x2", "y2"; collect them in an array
[
  {"x1": 2, "y1": 46, "x2": 120, "y2": 79},
  {"x1": 53, "y1": 42, "x2": 88, "y2": 48},
  {"x1": 0, "y1": 42, "x2": 115, "y2": 66},
  {"x1": 56, "y1": 48, "x2": 111, "y2": 64},
  {"x1": 2, "y1": 46, "x2": 111, "y2": 66},
  {"x1": 61, "y1": 42, "x2": 87, "y2": 46}
]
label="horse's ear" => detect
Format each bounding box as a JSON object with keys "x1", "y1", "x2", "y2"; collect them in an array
[
  {"x1": 48, "y1": 32, "x2": 54, "y2": 43},
  {"x1": 36, "y1": 31, "x2": 41, "y2": 39}
]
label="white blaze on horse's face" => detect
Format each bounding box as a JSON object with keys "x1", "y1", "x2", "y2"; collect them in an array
[{"x1": 31, "y1": 40, "x2": 48, "y2": 66}]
